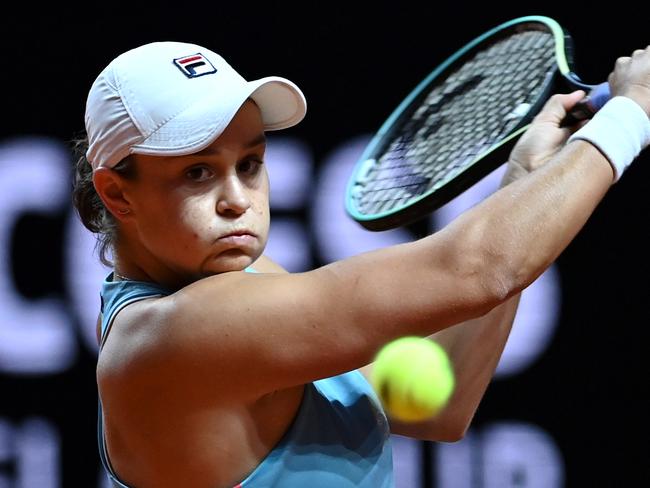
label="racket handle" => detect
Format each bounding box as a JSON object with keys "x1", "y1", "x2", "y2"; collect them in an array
[{"x1": 560, "y1": 82, "x2": 611, "y2": 127}]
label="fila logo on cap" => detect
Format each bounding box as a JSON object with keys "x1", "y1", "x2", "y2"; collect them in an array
[{"x1": 173, "y1": 53, "x2": 217, "y2": 78}]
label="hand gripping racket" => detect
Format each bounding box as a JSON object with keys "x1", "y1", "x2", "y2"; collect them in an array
[{"x1": 345, "y1": 15, "x2": 610, "y2": 231}]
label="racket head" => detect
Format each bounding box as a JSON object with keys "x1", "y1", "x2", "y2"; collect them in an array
[{"x1": 345, "y1": 15, "x2": 578, "y2": 231}]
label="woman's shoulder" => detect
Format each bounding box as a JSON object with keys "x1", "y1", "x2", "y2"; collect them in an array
[{"x1": 250, "y1": 254, "x2": 289, "y2": 274}]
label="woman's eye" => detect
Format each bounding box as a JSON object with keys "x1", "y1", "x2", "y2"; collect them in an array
[
  {"x1": 186, "y1": 167, "x2": 213, "y2": 182},
  {"x1": 238, "y1": 159, "x2": 263, "y2": 176}
]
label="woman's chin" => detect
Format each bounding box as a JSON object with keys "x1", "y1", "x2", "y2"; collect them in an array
[{"x1": 202, "y1": 252, "x2": 257, "y2": 275}]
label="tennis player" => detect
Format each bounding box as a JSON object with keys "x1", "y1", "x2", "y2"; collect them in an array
[{"x1": 73, "y1": 41, "x2": 650, "y2": 487}]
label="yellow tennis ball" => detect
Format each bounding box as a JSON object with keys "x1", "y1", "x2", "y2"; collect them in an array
[{"x1": 371, "y1": 336, "x2": 455, "y2": 422}]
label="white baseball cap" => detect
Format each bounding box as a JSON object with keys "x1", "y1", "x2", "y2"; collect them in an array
[{"x1": 85, "y1": 41, "x2": 307, "y2": 170}]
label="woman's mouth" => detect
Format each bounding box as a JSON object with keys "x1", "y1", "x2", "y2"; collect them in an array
[{"x1": 217, "y1": 231, "x2": 257, "y2": 246}]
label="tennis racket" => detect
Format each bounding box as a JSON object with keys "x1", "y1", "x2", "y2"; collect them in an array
[{"x1": 345, "y1": 15, "x2": 611, "y2": 231}]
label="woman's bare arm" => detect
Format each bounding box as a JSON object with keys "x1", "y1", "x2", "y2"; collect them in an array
[
  {"x1": 101, "y1": 48, "x2": 650, "y2": 407},
  {"x1": 99, "y1": 139, "x2": 613, "y2": 404}
]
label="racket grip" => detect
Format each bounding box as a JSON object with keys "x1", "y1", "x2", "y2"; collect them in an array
[{"x1": 560, "y1": 82, "x2": 611, "y2": 127}]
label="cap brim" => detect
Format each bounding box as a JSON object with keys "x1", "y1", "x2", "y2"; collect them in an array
[
  {"x1": 131, "y1": 76, "x2": 306, "y2": 158},
  {"x1": 249, "y1": 76, "x2": 307, "y2": 130}
]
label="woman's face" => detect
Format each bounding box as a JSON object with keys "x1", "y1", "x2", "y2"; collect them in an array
[{"x1": 121, "y1": 100, "x2": 270, "y2": 283}]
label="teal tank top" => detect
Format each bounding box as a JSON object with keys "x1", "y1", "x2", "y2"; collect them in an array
[{"x1": 97, "y1": 269, "x2": 394, "y2": 487}]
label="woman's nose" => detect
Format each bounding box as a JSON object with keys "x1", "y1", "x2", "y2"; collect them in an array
[{"x1": 216, "y1": 176, "x2": 251, "y2": 216}]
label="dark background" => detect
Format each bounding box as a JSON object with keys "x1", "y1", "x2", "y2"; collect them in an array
[{"x1": 1, "y1": 2, "x2": 649, "y2": 487}]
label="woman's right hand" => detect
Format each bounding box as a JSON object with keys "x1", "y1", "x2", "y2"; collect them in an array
[{"x1": 609, "y1": 46, "x2": 650, "y2": 116}]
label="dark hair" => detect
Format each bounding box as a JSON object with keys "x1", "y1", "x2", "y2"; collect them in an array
[{"x1": 70, "y1": 135, "x2": 136, "y2": 267}]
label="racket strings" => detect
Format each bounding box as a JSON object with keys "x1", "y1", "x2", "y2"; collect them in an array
[{"x1": 354, "y1": 29, "x2": 557, "y2": 215}]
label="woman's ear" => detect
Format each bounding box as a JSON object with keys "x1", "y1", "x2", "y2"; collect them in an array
[{"x1": 92, "y1": 167, "x2": 133, "y2": 221}]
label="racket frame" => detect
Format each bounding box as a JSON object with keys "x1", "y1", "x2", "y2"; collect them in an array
[{"x1": 345, "y1": 15, "x2": 587, "y2": 231}]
